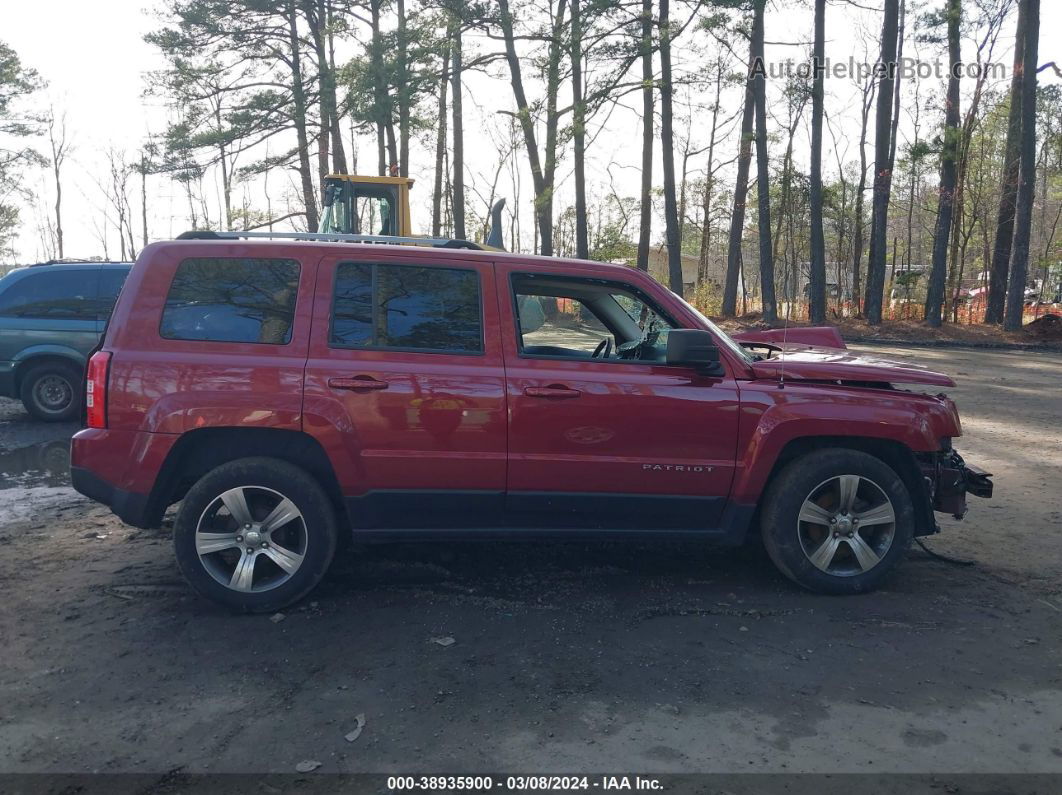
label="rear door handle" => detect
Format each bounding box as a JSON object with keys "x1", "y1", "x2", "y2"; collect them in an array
[
  {"x1": 328, "y1": 376, "x2": 389, "y2": 391},
  {"x1": 524, "y1": 385, "x2": 581, "y2": 399}
]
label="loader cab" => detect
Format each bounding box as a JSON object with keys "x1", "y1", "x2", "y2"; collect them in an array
[{"x1": 318, "y1": 175, "x2": 414, "y2": 237}]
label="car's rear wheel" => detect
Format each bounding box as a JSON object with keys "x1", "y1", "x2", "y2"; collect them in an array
[
  {"x1": 173, "y1": 457, "x2": 338, "y2": 612},
  {"x1": 19, "y1": 361, "x2": 82, "y2": 422},
  {"x1": 761, "y1": 449, "x2": 914, "y2": 594}
]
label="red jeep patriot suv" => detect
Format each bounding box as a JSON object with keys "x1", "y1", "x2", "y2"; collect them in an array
[{"x1": 70, "y1": 234, "x2": 992, "y2": 611}]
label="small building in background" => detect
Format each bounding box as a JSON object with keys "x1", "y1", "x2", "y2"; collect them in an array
[{"x1": 636, "y1": 244, "x2": 739, "y2": 296}]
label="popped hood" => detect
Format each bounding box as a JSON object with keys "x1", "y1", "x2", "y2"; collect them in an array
[{"x1": 749, "y1": 347, "x2": 956, "y2": 387}]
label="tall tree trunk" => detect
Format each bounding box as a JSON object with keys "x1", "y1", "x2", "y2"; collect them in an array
[
  {"x1": 864, "y1": 0, "x2": 900, "y2": 325},
  {"x1": 304, "y1": 2, "x2": 328, "y2": 187},
  {"x1": 432, "y1": 44, "x2": 450, "y2": 237},
  {"x1": 698, "y1": 63, "x2": 723, "y2": 286},
  {"x1": 906, "y1": 157, "x2": 917, "y2": 279},
  {"x1": 925, "y1": 0, "x2": 961, "y2": 327},
  {"x1": 49, "y1": 127, "x2": 64, "y2": 259},
  {"x1": 377, "y1": 121, "x2": 386, "y2": 176},
  {"x1": 887, "y1": 1, "x2": 905, "y2": 180},
  {"x1": 635, "y1": 0, "x2": 654, "y2": 271},
  {"x1": 658, "y1": 0, "x2": 683, "y2": 296},
  {"x1": 571, "y1": 0, "x2": 588, "y2": 259},
  {"x1": 384, "y1": 120, "x2": 399, "y2": 172},
  {"x1": 215, "y1": 103, "x2": 233, "y2": 230},
  {"x1": 947, "y1": 7, "x2": 1003, "y2": 319},
  {"x1": 497, "y1": 0, "x2": 563, "y2": 256},
  {"x1": 450, "y1": 12, "x2": 466, "y2": 240},
  {"x1": 851, "y1": 75, "x2": 875, "y2": 314},
  {"x1": 1004, "y1": 0, "x2": 1039, "y2": 330},
  {"x1": 986, "y1": 3, "x2": 1026, "y2": 323},
  {"x1": 808, "y1": 0, "x2": 827, "y2": 323},
  {"x1": 326, "y1": 5, "x2": 347, "y2": 173},
  {"x1": 723, "y1": 42, "x2": 756, "y2": 316},
  {"x1": 287, "y1": 0, "x2": 318, "y2": 230},
  {"x1": 540, "y1": 0, "x2": 567, "y2": 257},
  {"x1": 771, "y1": 115, "x2": 796, "y2": 300},
  {"x1": 140, "y1": 152, "x2": 148, "y2": 249},
  {"x1": 371, "y1": 0, "x2": 389, "y2": 175},
  {"x1": 397, "y1": 0, "x2": 409, "y2": 176},
  {"x1": 750, "y1": 0, "x2": 776, "y2": 323}
]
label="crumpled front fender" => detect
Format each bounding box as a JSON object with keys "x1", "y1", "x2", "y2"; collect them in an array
[{"x1": 730, "y1": 381, "x2": 963, "y2": 504}]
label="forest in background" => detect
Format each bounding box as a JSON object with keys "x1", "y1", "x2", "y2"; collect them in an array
[{"x1": 1, "y1": 0, "x2": 1060, "y2": 331}]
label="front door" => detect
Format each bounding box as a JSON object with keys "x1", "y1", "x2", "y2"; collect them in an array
[
  {"x1": 497, "y1": 264, "x2": 740, "y2": 529},
  {"x1": 303, "y1": 253, "x2": 507, "y2": 528}
]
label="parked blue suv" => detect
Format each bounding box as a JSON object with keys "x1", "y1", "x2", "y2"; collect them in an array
[{"x1": 0, "y1": 261, "x2": 131, "y2": 421}]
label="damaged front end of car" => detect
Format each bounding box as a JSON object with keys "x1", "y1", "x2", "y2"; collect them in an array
[{"x1": 918, "y1": 446, "x2": 994, "y2": 523}]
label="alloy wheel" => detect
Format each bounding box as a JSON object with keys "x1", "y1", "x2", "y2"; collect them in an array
[
  {"x1": 195, "y1": 486, "x2": 308, "y2": 593},
  {"x1": 797, "y1": 474, "x2": 896, "y2": 577}
]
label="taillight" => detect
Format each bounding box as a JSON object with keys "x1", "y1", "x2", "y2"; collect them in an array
[{"x1": 85, "y1": 351, "x2": 111, "y2": 429}]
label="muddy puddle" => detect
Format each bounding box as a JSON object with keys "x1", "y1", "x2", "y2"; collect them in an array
[{"x1": 0, "y1": 438, "x2": 72, "y2": 490}]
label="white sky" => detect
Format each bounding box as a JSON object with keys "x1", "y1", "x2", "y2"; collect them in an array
[{"x1": 1, "y1": 0, "x2": 1059, "y2": 261}]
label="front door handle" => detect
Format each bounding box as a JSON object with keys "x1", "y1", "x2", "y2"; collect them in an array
[
  {"x1": 524, "y1": 385, "x2": 581, "y2": 399},
  {"x1": 329, "y1": 375, "x2": 389, "y2": 391}
]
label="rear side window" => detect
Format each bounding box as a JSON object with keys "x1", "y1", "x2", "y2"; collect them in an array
[
  {"x1": 161, "y1": 258, "x2": 300, "y2": 344},
  {"x1": 0, "y1": 269, "x2": 99, "y2": 320},
  {"x1": 97, "y1": 268, "x2": 129, "y2": 319},
  {"x1": 331, "y1": 262, "x2": 482, "y2": 353}
]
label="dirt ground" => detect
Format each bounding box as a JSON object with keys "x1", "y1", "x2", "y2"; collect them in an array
[{"x1": 0, "y1": 344, "x2": 1060, "y2": 785}]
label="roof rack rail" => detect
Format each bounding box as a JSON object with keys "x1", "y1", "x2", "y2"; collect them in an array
[
  {"x1": 176, "y1": 230, "x2": 483, "y2": 250},
  {"x1": 29, "y1": 258, "x2": 108, "y2": 267}
]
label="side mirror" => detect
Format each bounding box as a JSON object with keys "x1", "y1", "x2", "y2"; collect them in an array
[{"x1": 666, "y1": 329, "x2": 724, "y2": 375}]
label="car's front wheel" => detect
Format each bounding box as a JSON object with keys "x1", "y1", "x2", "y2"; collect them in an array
[
  {"x1": 173, "y1": 457, "x2": 339, "y2": 612},
  {"x1": 761, "y1": 448, "x2": 914, "y2": 594}
]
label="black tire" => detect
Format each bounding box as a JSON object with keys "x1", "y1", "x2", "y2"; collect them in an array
[
  {"x1": 760, "y1": 448, "x2": 914, "y2": 595},
  {"x1": 19, "y1": 361, "x2": 82, "y2": 422},
  {"x1": 173, "y1": 457, "x2": 339, "y2": 613}
]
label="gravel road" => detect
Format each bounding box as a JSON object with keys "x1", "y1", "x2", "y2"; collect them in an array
[{"x1": 0, "y1": 344, "x2": 1059, "y2": 786}]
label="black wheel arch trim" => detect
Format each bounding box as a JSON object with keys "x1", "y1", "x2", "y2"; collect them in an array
[
  {"x1": 143, "y1": 427, "x2": 349, "y2": 530},
  {"x1": 764, "y1": 435, "x2": 937, "y2": 537}
]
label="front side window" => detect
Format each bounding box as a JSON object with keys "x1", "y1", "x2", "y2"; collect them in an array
[
  {"x1": 160, "y1": 258, "x2": 300, "y2": 344},
  {"x1": 331, "y1": 262, "x2": 482, "y2": 353},
  {"x1": 0, "y1": 269, "x2": 99, "y2": 320},
  {"x1": 513, "y1": 275, "x2": 675, "y2": 363}
]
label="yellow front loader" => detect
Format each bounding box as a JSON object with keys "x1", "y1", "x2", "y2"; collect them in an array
[
  {"x1": 318, "y1": 174, "x2": 415, "y2": 237},
  {"x1": 318, "y1": 174, "x2": 505, "y2": 249}
]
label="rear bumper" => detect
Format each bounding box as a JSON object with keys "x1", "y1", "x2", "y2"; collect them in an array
[
  {"x1": 70, "y1": 466, "x2": 155, "y2": 529},
  {"x1": 70, "y1": 427, "x2": 179, "y2": 529}
]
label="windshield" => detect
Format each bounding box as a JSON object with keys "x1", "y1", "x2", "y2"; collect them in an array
[{"x1": 674, "y1": 294, "x2": 755, "y2": 365}]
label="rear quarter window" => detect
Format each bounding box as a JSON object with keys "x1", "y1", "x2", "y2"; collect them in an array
[{"x1": 160, "y1": 257, "x2": 300, "y2": 345}]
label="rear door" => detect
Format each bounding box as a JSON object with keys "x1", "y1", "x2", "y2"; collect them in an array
[{"x1": 303, "y1": 253, "x2": 506, "y2": 528}]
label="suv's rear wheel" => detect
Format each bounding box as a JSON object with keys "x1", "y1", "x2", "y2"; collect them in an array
[
  {"x1": 20, "y1": 361, "x2": 82, "y2": 422},
  {"x1": 761, "y1": 449, "x2": 914, "y2": 594},
  {"x1": 173, "y1": 457, "x2": 338, "y2": 612}
]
